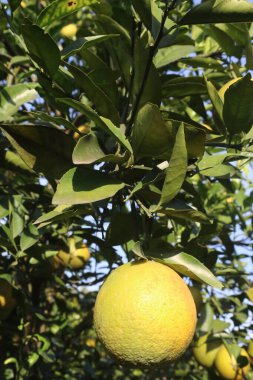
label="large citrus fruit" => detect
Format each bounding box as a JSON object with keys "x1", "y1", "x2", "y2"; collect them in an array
[
  {"x1": 94, "y1": 260, "x2": 197, "y2": 368},
  {"x1": 214, "y1": 346, "x2": 250, "y2": 380},
  {"x1": 52, "y1": 238, "x2": 90, "y2": 270},
  {"x1": 0, "y1": 279, "x2": 16, "y2": 319},
  {"x1": 193, "y1": 333, "x2": 221, "y2": 368}
]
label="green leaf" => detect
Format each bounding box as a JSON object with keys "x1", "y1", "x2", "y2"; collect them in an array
[
  {"x1": 154, "y1": 45, "x2": 195, "y2": 69},
  {"x1": 223, "y1": 74, "x2": 253, "y2": 135},
  {"x1": 30, "y1": 111, "x2": 79, "y2": 134},
  {"x1": 132, "y1": 0, "x2": 151, "y2": 30},
  {"x1": 0, "y1": 150, "x2": 32, "y2": 174},
  {"x1": 0, "y1": 84, "x2": 37, "y2": 122},
  {"x1": 21, "y1": 20, "x2": 60, "y2": 76},
  {"x1": 164, "y1": 115, "x2": 206, "y2": 159},
  {"x1": 157, "y1": 200, "x2": 210, "y2": 224},
  {"x1": 205, "y1": 78, "x2": 226, "y2": 135},
  {"x1": 8, "y1": 0, "x2": 21, "y2": 13},
  {"x1": 37, "y1": 0, "x2": 98, "y2": 27},
  {"x1": 180, "y1": 0, "x2": 253, "y2": 25},
  {"x1": 132, "y1": 103, "x2": 173, "y2": 159},
  {"x1": 163, "y1": 76, "x2": 207, "y2": 97},
  {"x1": 200, "y1": 164, "x2": 236, "y2": 177},
  {"x1": 34, "y1": 205, "x2": 82, "y2": 226},
  {"x1": 58, "y1": 98, "x2": 133, "y2": 154},
  {"x1": 0, "y1": 124, "x2": 75, "y2": 179},
  {"x1": 9, "y1": 195, "x2": 25, "y2": 239},
  {"x1": 152, "y1": 252, "x2": 223, "y2": 289},
  {"x1": 73, "y1": 134, "x2": 129, "y2": 165},
  {"x1": 197, "y1": 303, "x2": 214, "y2": 332},
  {"x1": 106, "y1": 210, "x2": 138, "y2": 245},
  {"x1": 132, "y1": 38, "x2": 161, "y2": 108},
  {"x1": 52, "y1": 167, "x2": 125, "y2": 205},
  {"x1": 132, "y1": 242, "x2": 148, "y2": 260},
  {"x1": 61, "y1": 35, "x2": 119, "y2": 58},
  {"x1": 20, "y1": 224, "x2": 39, "y2": 252},
  {"x1": 66, "y1": 63, "x2": 120, "y2": 125},
  {"x1": 151, "y1": 124, "x2": 187, "y2": 211}
]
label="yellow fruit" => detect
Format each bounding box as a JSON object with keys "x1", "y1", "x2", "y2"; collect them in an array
[
  {"x1": 60, "y1": 24, "x2": 77, "y2": 39},
  {"x1": 52, "y1": 238, "x2": 90, "y2": 270},
  {"x1": 193, "y1": 334, "x2": 221, "y2": 368},
  {"x1": 94, "y1": 260, "x2": 197, "y2": 368},
  {"x1": 189, "y1": 286, "x2": 203, "y2": 312},
  {"x1": 214, "y1": 346, "x2": 250, "y2": 380},
  {"x1": 20, "y1": 1, "x2": 26, "y2": 7},
  {"x1": 0, "y1": 279, "x2": 16, "y2": 320},
  {"x1": 248, "y1": 341, "x2": 253, "y2": 365},
  {"x1": 73, "y1": 125, "x2": 90, "y2": 140},
  {"x1": 85, "y1": 338, "x2": 96, "y2": 348}
]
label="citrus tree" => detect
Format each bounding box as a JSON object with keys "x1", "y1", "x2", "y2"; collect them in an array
[{"x1": 1, "y1": 0, "x2": 253, "y2": 378}]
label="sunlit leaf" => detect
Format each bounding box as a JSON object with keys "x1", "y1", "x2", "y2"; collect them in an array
[{"x1": 52, "y1": 167, "x2": 125, "y2": 205}]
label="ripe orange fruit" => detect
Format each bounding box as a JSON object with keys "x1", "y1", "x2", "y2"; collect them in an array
[
  {"x1": 214, "y1": 346, "x2": 250, "y2": 380},
  {"x1": 52, "y1": 238, "x2": 90, "y2": 270},
  {"x1": 193, "y1": 333, "x2": 221, "y2": 368},
  {"x1": 94, "y1": 260, "x2": 197, "y2": 368}
]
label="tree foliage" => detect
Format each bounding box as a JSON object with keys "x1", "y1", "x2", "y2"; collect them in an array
[{"x1": 0, "y1": 0, "x2": 253, "y2": 379}]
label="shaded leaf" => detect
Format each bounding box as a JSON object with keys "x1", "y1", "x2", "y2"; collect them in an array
[
  {"x1": 180, "y1": 0, "x2": 253, "y2": 25},
  {"x1": 223, "y1": 74, "x2": 253, "y2": 135},
  {"x1": 66, "y1": 63, "x2": 120, "y2": 125},
  {"x1": 34, "y1": 205, "x2": 83, "y2": 227},
  {"x1": 0, "y1": 124, "x2": 75, "y2": 179},
  {"x1": 163, "y1": 76, "x2": 207, "y2": 97},
  {"x1": 106, "y1": 210, "x2": 138, "y2": 245},
  {"x1": 61, "y1": 35, "x2": 119, "y2": 58},
  {"x1": 73, "y1": 134, "x2": 129, "y2": 165},
  {"x1": 154, "y1": 45, "x2": 195, "y2": 69},
  {"x1": 151, "y1": 124, "x2": 187, "y2": 212},
  {"x1": 158, "y1": 200, "x2": 210, "y2": 224},
  {"x1": 21, "y1": 20, "x2": 60, "y2": 76},
  {"x1": 20, "y1": 224, "x2": 39, "y2": 252},
  {"x1": 9, "y1": 195, "x2": 25, "y2": 239},
  {"x1": 52, "y1": 167, "x2": 125, "y2": 205},
  {"x1": 58, "y1": 98, "x2": 132, "y2": 154},
  {"x1": 132, "y1": 103, "x2": 172, "y2": 159},
  {"x1": 0, "y1": 84, "x2": 37, "y2": 122}
]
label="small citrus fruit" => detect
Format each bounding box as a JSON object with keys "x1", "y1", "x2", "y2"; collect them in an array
[
  {"x1": 52, "y1": 238, "x2": 90, "y2": 270},
  {"x1": 248, "y1": 341, "x2": 253, "y2": 365},
  {"x1": 0, "y1": 279, "x2": 16, "y2": 320},
  {"x1": 214, "y1": 346, "x2": 250, "y2": 380},
  {"x1": 73, "y1": 125, "x2": 90, "y2": 140},
  {"x1": 85, "y1": 338, "x2": 96, "y2": 348},
  {"x1": 94, "y1": 260, "x2": 197, "y2": 368},
  {"x1": 193, "y1": 333, "x2": 221, "y2": 368},
  {"x1": 60, "y1": 24, "x2": 77, "y2": 39}
]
